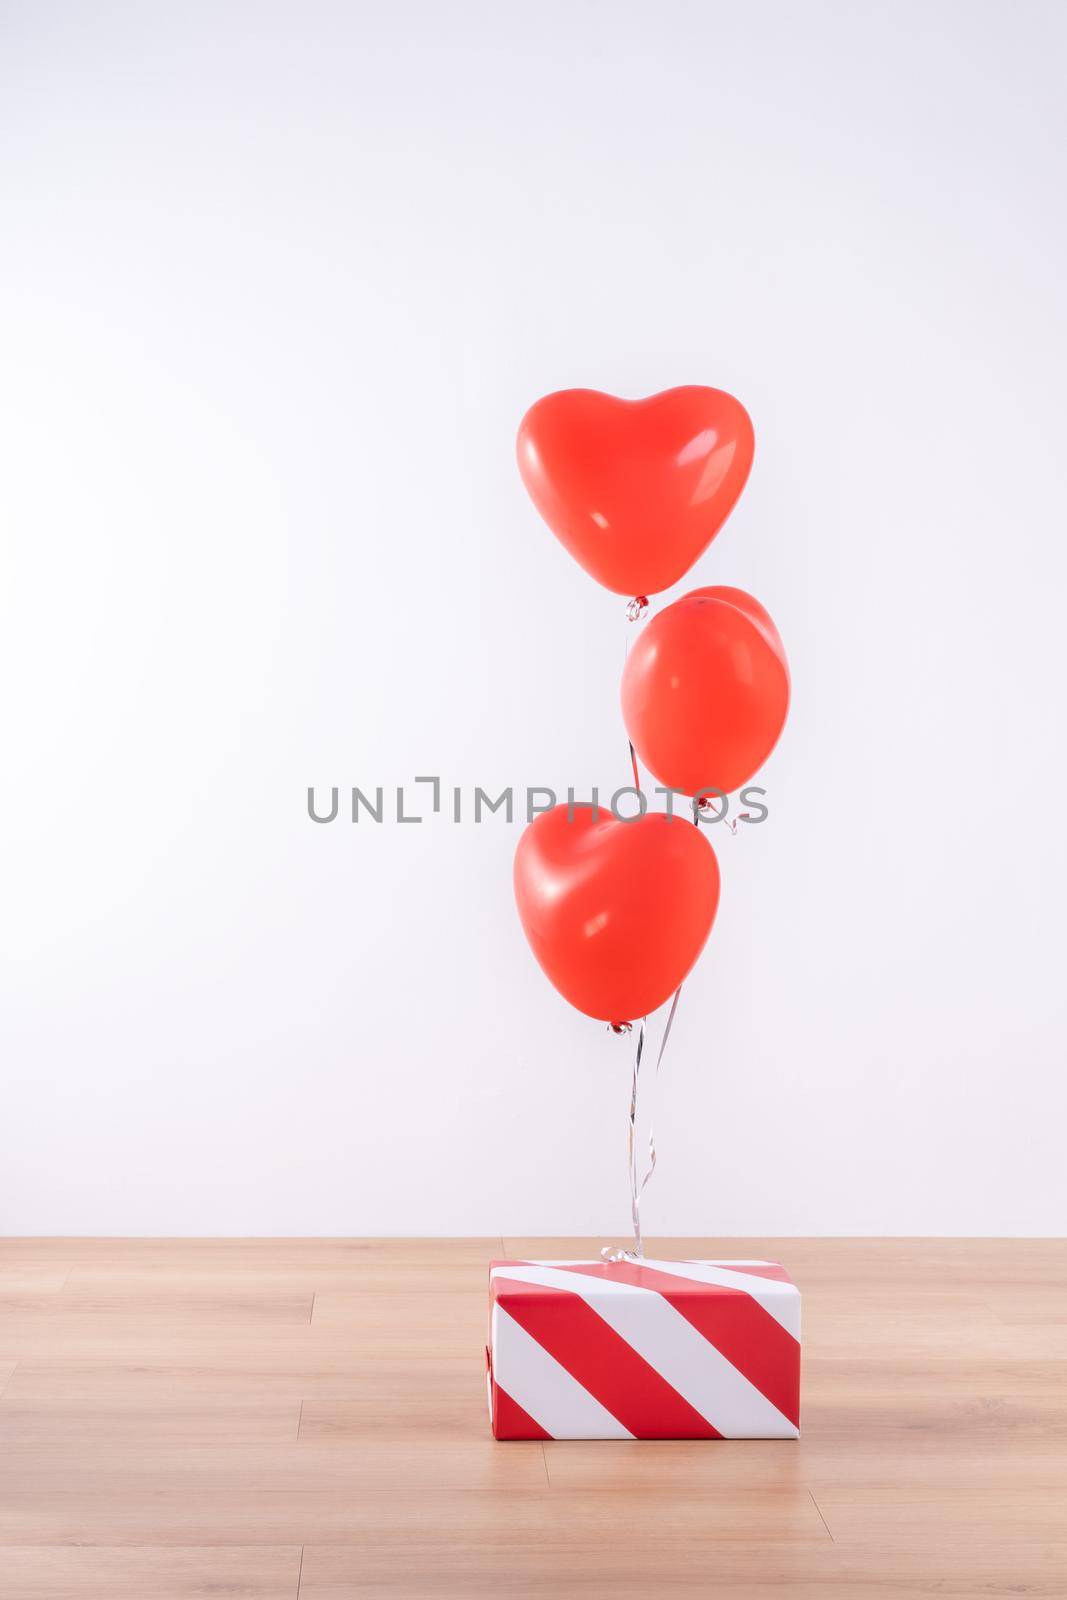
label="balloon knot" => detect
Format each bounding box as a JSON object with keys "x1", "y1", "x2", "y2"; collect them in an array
[
  {"x1": 608, "y1": 1020, "x2": 632, "y2": 1035},
  {"x1": 625, "y1": 596, "x2": 650, "y2": 623}
]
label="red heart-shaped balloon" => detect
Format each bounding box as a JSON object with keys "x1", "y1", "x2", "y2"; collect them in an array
[
  {"x1": 517, "y1": 386, "x2": 755, "y2": 596},
  {"x1": 514, "y1": 804, "x2": 720, "y2": 1023},
  {"x1": 621, "y1": 586, "x2": 790, "y2": 797}
]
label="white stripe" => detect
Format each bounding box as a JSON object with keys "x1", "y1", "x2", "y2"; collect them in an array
[
  {"x1": 492, "y1": 1265, "x2": 797, "y2": 1438},
  {"x1": 490, "y1": 1303, "x2": 633, "y2": 1441}
]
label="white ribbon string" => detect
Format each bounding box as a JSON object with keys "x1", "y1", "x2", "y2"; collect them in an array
[
  {"x1": 602, "y1": 594, "x2": 680, "y2": 1262},
  {"x1": 604, "y1": 984, "x2": 682, "y2": 1261},
  {"x1": 626, "y1": 1015, "x2": 647, "y2": 1255}
]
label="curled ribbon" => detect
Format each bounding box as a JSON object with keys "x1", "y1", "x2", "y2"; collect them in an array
[
  {"x1": 696, "y1": 793, "x2": 752, "y2": 836},
  {"x1": 605, "y1": 985, "x2": 682, "y2": 1260}
]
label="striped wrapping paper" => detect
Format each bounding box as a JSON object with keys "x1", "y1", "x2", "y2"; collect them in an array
[{"x1": 487, "y1": 1258, "x2": 801, "y2": 1440}]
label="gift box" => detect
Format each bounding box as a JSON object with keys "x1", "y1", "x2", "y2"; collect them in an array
[{"x1": 487, "y1": 1257, "x2": 800, "y2": 1440}]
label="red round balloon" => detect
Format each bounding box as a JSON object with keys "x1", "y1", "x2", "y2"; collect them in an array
[
  {"x1": 621, "y1": 587, "x2": 790, "y2": 797},
  {"x1": 513, "y1": 804, "x2": 720, "y2": 1023},
  {"x1": 516, "y1": 386, "x2": 755, "y2": 596}
]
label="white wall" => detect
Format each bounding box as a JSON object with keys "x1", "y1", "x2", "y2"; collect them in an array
[{"x1": 2, "y1": 1, "x2": 1065, "y2": 1237}]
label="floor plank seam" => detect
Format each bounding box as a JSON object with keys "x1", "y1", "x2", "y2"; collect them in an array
[{"x1": 809, "y1": 1490, "x2": 835, "y2": 1542}]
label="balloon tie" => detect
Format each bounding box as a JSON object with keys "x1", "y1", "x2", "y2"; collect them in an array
[
  {"x1": 696, "y1": 794, "x2": 752, "y2": 837},
  {"x1": 625, "y1": 595, "x2": 650, "y2": 623}
]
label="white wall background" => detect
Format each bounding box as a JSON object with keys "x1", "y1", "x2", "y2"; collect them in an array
[{"x1": 2, "y1": 0, "x2": 1065, "y2": 1236}]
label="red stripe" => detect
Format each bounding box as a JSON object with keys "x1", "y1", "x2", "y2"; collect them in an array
[
  {"x1": 492, "y1": 1382, "x2": 552, "y2": 1441},
  {"x1": 492, "y1": 1272, "x2": 721, "y2": 1439},
  {"x1": 547, "y1": 1261, "x2": 800, "y2": 1429}
]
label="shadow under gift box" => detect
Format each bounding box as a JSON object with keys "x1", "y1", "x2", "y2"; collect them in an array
[{"x1": 487, "y1": 1258, "x2": 801, "y2": 1440}]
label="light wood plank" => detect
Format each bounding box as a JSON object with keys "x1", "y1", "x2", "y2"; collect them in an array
[
  {"x1": 803, "y1": 1355, "x2": 1067, "y2": 1400},
  {"x1": 0, "y1": 1238, "x2": 503, "y2": 1264},
  {"x1": 0, "y1": 1267, "x2": 71, "y2": 1294},
  {"x1": 297, "y1": 1374, "x2": 487, "y2": 1439},
  {"x1": 545, "y1": 1441, "x2": 1067, "y2": 1495},
  {"x1": 1, "y1": 1545, "x2": 301, "y2": 1599},
  {"x1": 0, "y1": 1440, "x2": 547, "y2": 1494},
  {"x1": 0, "y1": 1291, "x2": 314, "y2": 1326},
  {"x1": 0, "y1": 1397, "x2": 301, "y2": 1445},
  {"x1": 986, "y1": 1285, "x2": 1067, "y2": 1325},
  {"x1": 0, "y1": 1331, "x2": 488, "y2": 1382},
  {"x1": 310, "y1": 1290, "x2": 486, "y2": 1355},
  {"x1": 1, "y1": 1357, "x2": 484, "y2": 1406},
  {"x1": 65, "y1": 1263, "x2": 487, "y2": 1294},
  {"x1": 298, "y1": 1540, "x2": 1067, "y2": 1598},
  {"x1": 817, "y1": 1488, "x2": 1067, "y2": 1545},
  {"x1": 0, "y1": 1486, "x2": 827, "y2": 1546}
]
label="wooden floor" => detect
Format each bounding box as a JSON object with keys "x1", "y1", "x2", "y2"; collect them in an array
[{"x1": 0, "y1": 1239, "x2": 1065, "y2": 1598}]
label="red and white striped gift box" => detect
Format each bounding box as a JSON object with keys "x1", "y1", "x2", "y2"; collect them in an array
[{"x1": 487, "y1": 1258, "x2": 800, "y2": 1440}]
